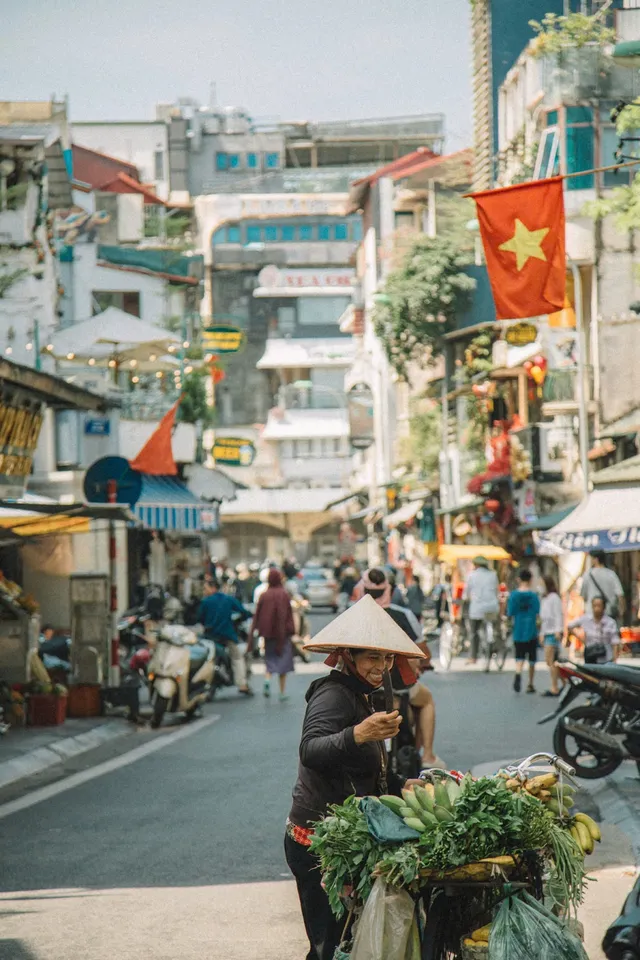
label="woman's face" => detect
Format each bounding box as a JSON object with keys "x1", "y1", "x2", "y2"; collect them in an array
[{"x1": 352, "y1": 651, "x2": 394, "y2": 687}]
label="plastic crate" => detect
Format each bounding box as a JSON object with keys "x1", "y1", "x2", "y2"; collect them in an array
[
  {"x1": 28, "y1": 694, "x2": 67, "y2": 726},
  {"x1": 67, "y1": 684, "x2": 102, "y2": 718}
]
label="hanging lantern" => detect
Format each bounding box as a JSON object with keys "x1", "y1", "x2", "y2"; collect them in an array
[
  {"x1": 523, "y1": 360, "x2": 534, "y2": 376},
  {"x1": 485, "y1": 498, "x2": 500, "y2": 513}
]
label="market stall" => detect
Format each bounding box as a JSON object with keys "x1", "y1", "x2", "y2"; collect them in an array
[{"x1": 311, "y1": 754, "x2": 595, "y2": 960}]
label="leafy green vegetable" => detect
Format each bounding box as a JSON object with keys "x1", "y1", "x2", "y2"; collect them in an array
[{"x1": 547, "y1": 822, "x2": 589, "y2": 918}]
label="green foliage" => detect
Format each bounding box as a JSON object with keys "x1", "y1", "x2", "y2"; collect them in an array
[
  {"x1": 615, "y1": 100, "x2": 640, "y2": 135},
  {"x1": 4, "y1": 183, "x2": 29, "y2": 210},
  {"x1": 373, "y1": 236, "x2": 475, "y2": 378},
  {"x1": 583, "y1": 172, "x2": 640, "y2": 230},
  {"x1": 179, "y1": 372, "x2": 213, "y2": 425},
  {"x1": 529, "y1": 12, "x2": 615, "y2": 58},
  {"x1": 0, "y1": 266, "x2": 29, "y2": 298}
]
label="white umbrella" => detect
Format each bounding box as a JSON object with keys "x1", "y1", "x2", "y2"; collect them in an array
[{"x1": 45, "y1": 307, "x2": 181, "y2": 367}]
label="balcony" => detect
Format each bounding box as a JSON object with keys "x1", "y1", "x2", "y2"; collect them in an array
[
  {"x1": 0, "y1": 182, "x2": 39, "y2": 246},
  {"x1": 277, "y1": 383, "x2": 345, "y2": 411},
  {"x1": 541, "y1": 367, "x2": 596, "y2": 416},
  {"x1": 541, "y1": 47, "x2": 640, "y2": 106}
]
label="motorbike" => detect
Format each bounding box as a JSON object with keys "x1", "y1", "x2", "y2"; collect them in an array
[
  {"x1": 118, "y1": 605, "x2": 150, "y2": 652},
  {"x1": 603, "y1": 873, "x2": 640, "y2": 960},
  {"x1": 539, "y1": 660, "x2": 640, "y2": 779},
  {"x1": 207, "y1": 616, "x2": 253, "y2": 700},
  {"x1": 147, "y1": 624, "x2": 216, "y2": 728}
]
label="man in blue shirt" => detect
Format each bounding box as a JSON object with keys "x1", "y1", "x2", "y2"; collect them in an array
[
  {"x1": 507, "y1": 568, "x2": 541, "y2": 694},
  {"x1": 198, "y1": 579, "x2": 253, "y2": 695}
]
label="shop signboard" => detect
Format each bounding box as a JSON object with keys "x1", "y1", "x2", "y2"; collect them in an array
[
  {"x1": 538, "y1": 527, "x2": 640, "y2": 554},
  {"x1": 505, "y1": 322, "x2": 538, "y2": 347},
  {"x1": 201, "y1": 325, "x2": 245, "y2": 354},
  {"x1": 257, "y1": 265, "x2": 354, "y2": 292},
  {"x1": 85, "y1": 416, "x2": 110, "y2": 436},
  {"x1": 515, "y1": 480, "x2": 537, "y2": 525},
  {"x1": 212, "y1": 436, "x2": 256, "y2": 467},
  {"x1": 0, "y1": 389, "x2": 45, "y2": 499},
  {"x1": 348, "y1": 382, "x2": 374, "y2": 450}
]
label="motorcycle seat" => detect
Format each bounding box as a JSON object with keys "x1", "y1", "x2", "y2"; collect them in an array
[{"x1": 581, "y1": 662, "x2": 640, "y2": 688}]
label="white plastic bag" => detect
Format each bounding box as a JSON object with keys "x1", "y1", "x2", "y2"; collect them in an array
[{"x1": 351, "y1": 878, "x2": 417, "y2": 960}]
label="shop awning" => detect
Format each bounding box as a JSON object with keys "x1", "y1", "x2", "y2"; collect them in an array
[
  {"x1": 0, "y1": 498, "x2": 135, "y2": 537},
  {"x1": 438, "y1": 544, "x2": 512, "y2": 564},
  {"x1": 518, "y1": 505, "x2": 578, "y2": 533},
  {"x1": 384, "y1": 501, "x2": 423, "y2": 530},
  {"x1": 0, "y1": 510, "x2": 90, "y2": 536},
  {"x1": 134, "y1": 475, "x2": 218, "y2": 532},
  {"x1": 543, "y1": 485, "x2": 640, "y2": 553}
]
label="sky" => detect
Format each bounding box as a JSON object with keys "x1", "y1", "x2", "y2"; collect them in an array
[{"x1": 2, "y1": 0, "x2": 472, "y2": 148}]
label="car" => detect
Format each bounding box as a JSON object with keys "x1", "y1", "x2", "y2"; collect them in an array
[{"x1": 300, "y1": 565, "x2": 338, "y2": 612}]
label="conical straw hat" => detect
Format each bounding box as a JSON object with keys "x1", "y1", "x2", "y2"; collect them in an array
[{"x1": 303, "y1": 594, "x2": 426, "y2": 658}]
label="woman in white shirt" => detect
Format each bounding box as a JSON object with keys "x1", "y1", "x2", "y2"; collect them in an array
[{"x1": 540, "y1": 576, "x2": 564, "y2": 697}]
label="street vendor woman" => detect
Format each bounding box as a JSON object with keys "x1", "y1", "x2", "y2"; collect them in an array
[{"x1": 285, "y1": 594, "x2": 427, "y2": 960}]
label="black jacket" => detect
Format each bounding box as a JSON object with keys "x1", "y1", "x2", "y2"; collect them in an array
[{"x1": 289, "y1": 671, "x2": 387, "y2": 827}]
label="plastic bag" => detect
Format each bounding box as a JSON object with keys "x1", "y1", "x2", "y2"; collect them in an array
[
  {"x1": 489, "y1": 891, "x2": 588, "y2": 960},
  {"x1": 351, "y1": 878, "x2": 417, "y2": 960}
]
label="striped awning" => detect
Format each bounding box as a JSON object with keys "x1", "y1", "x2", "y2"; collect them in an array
[{"x1": 134, "y1": 475, "x2": 219, "y2": 533}]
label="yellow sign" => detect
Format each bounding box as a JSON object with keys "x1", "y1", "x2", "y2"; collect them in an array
[
  {"x1": 201, "y1": 325, "x2": 245, "y2": 354},
  {"x1": 212, "y1": 437, "x2": 256, "y2": 467},
  {"x1": 505, "y1": 322, "x2": 538, "y2": 347}
]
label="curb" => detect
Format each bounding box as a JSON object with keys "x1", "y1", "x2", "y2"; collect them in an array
[{"x1": 0, "y1": 723, "x2": 133, "y2": 792}]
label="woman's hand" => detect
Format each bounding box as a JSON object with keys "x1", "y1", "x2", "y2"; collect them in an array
[{"x1": 354, "y1": 710, "x2": 401, "y2": 745}]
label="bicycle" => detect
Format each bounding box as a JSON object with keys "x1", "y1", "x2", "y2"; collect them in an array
[
  {"x1": 438, "y1": 614, "x2": 466, "y2": 670},
  {"x1": 480, "y1": 616, "x2": 509, "y2": 672}
]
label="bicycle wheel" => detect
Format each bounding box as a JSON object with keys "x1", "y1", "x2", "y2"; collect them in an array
[
  {"x1": 439, "y1": 621, "x2": 454, "y2": 670},
  {"x1": 483, "y1": 621, "x2": 494, "y2": 672}
]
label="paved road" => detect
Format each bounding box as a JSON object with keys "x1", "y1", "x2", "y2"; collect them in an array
[{"x1": 0, "y1": 612, "x2": 637, "y2": 960}]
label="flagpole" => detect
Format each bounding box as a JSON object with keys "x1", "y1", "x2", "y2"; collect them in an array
[{"x1": 567, "y1": 258, "x2": 590, "y2": 496}]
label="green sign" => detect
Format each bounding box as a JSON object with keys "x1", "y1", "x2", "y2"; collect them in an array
[
  {"x1": 201, "y1": 324, "x2": 245, "y2": 354},
  {"x1": 213, "y1": 436, "x2": 256, "y2": 467},
  {"x1": 505, "y1": 322, "x2": 537, "y2": 347}
]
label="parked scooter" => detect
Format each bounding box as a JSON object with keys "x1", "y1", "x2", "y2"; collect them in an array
[
  {"x1": 603, "y1": 873, "x2": 640, "y2": 959},
  {"x1": 539, "y1": 660, "x2": 640, "y2": 779},
  {"x1": 147, "y1": 624, "x2": 215, "y2": 728}
]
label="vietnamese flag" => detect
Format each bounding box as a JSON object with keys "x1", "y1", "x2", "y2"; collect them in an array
[
  {"x1": 130, "y1": 397, "x2": 181, "y2": 476},
  {"x1": 471, "y1": 177, "x2": 566, "y2": 320}
]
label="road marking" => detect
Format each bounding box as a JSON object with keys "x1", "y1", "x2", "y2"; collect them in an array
[{"x1": 0, "y1": 715, "x2": 220, "y2": 821}]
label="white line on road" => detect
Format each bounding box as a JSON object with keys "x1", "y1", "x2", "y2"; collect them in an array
[{"x1": 0, "y1": 715, "x2": 220, "y2": 821}]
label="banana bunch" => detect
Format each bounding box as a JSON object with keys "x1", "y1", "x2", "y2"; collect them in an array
[
  {"x1": 380, "y1": 779, "x2": 462, "y2": 833},
  {"x1": 569, "y1": 813, "x2": 601, "y2": 855},
  {"x1": 463, "y1": 923, "x2": 492, "y2": 950}
]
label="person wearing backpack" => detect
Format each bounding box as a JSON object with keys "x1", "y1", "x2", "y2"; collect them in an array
[{"x1": 580, "y1": 551, "x2": 625, "y2": 623}]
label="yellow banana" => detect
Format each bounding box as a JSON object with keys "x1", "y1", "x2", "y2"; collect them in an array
[
  {"x1": 570, "y1": 825, "x2": 584, "y2": 852},
  {"x1": 526, "y1": 773, "x2": 558, "y2": 791},
  {"x1": 471, "y1": 925, "x2": 492, "y2": 942},
  {"x1": 574, "y1": 812, "x2": 602, "y2": 842},
  {"x1": 575, "y1": 821, "x2": 594, "y2": 854}
]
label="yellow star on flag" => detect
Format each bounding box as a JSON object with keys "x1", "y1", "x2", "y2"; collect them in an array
[{"x1": 498, "y1": 219, "x2": 549, "y2": 272}]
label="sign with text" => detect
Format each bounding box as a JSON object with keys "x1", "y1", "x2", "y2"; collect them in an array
[
  {"x1": 505, "y1": 322, "x2": 538, "y2": 347},
  {"x1": 257, "y1": 265, "x2": 354, "y2": 292},
  {"x1": 85, "y1": 417, "x2": 111, "y2": 436},
  {"x1": 212, "y1": 437, "x2": 256, "y2": 467},
  {"x1": 201, "y1": 325, "x2": 245, "y2": 354},
  {"x1": 0, "y1": 390, "x2": 44, "y2": 498}
]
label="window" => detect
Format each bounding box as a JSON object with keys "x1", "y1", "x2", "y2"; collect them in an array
[
  {"x1": 212, "y1": 227, "x2": 227, "y2": 245},
  {"x1": 280, "y1": 440, "x2": 293, "y2": 459},
  {"x1": 154, "y1": 150, "x2": 164, "y2": 181},
  {"x1": 333, "y1": 223, "x2": 348, "y2": 241},
  {"x1": 352, "y1": 219, "x2": 363, "y2": 242},
  {"x1": 247, "y1": 153, "x2": 258, "y2": 169},
  {"x1": 277, "y1": 306, "x2": 296, "y2": 335},
  {"x1": 318, "y1": 224, "x2": 331, "y2": 241},
  {"x1": 93, "y1": 291, "x2": 140, "y2": 317},
  {"x1": 294, "y1": 439, "x2": 311, "y2": 457},
  {"x1": 226, "y1": 224, "x2": 241, "y2": 244},
  {"x1": 546, "y1": 110, "x2": 558, "y2": 126},
  {"x1": 298, "y1": 296, "x2": 351, "y2": 327},
  {"x1": 215, "y1": 152, "x2": 228, "y2": 171},
  {"x1": 265, "y1": 152, "x2": 280, "y2": 169},
  {"x1": 246, "y1": 225, "x2": 262, "y2": 243},
  {"x1": 534, "y1": 127, "x2": 560, "y2": 179},
  {"x1": 298, "y1": 224, "x2": 313, "y2": 241},
  {"x1": 228, "y1": 153, "x2": 240, "y2": 169},
  {"x1": 264, "y1": 225, "x2": 278, "y2": 241},
  {"x1": 281, "y1": 225, "x2": 295, "y2": 241}
]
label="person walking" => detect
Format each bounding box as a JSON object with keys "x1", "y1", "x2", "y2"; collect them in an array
[
  {"x1": 464, "y1": 557, "x2": 500, "y2": 665},
  {"x1": 568, "y1": 596, "x2": 621, "y2": 664},
  {"x1": 198, "y1": 580, "x2": 253, "y2": 696},
  {"x1": 252, "y1": 568, "x2": 296, "y2": 700},
  {"x1": 581, "y1": 550, "x2": 625, "y2": 622},
  {"x1": 406, "y1": 575, "x2": 426, "y2": 623},
  {"x1": 507, "y1": 568, "x2": 541, "y2": 693},
  {"x1": 540, "y1": 576, "x2": 564, "y2": 697}
]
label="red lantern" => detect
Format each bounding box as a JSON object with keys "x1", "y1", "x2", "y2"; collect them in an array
[
  {"x1": 485, "y1": 499, "x2": 501, "y2": 513},
  {"x1": 532, "y1": 355, "x2": 547, "y2": 370}
]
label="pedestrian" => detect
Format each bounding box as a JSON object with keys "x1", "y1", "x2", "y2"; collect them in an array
[
  {"x1": 406, "y1": 575, "x2": 426, "y2": 622},
  {"x1": 540, "y1": 575, "x2": 564, "y2": 697},
  {"x1": 507, "y1": 568, "x2": 541, "y2": 693},
  {"x1": 568, "y1": 596, "x2": 620, "y2": 664},
  {"x1": 252, "y1": 568, "x2": 295, "y2": 700},
  {"x1": 197, "y1": 579, "x2": 254, "y2": 696},
  {"x1": 580, "y1": 550, "x2": 625, "y2": 622},
  {"x1": 338, "y1": 566, "x2": 358, "y2": 610},
  {"x1": 463, "y1": 556, "x2": 500, "y2": 665},
  {"x1": 285, "y1": 597, "x2": 426, "y2": 960}
]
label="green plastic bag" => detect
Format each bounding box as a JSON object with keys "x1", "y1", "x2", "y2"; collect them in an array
[{"x1": 488, "y1": 891, "x2": 588, "y2": 960}]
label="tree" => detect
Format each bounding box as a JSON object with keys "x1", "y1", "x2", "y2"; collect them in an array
[
  {"x1": 373, "y1": 236, "x2": 475, "y2": 378},
  {"x1": 584, "y1": 173, "x2": 640, "y2": 231},
  {"x1": 528, "y1": 12, "x2": 615, "y2": 58},
  {"x1": 398, "y1": 402, "x2": 442, "y2": 484},
  {"x1": 179, "y1": 372, "x2": 213, "y2": 425}
]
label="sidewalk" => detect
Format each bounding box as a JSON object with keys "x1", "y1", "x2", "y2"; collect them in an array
[{"x1": 0, "y1": 716, "x2": 134, "y2": 791}]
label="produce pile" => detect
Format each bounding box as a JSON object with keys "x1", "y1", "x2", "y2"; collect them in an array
[{"x1": 311, "y1": 770, "x2": 594, "y2": 922}]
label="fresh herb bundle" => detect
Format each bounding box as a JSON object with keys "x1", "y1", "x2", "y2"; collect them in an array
[{"x1": 546, "y1": 822, "x2": 589, "y2": 917}]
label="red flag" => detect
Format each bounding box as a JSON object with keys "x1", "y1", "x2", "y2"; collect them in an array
[
  {"x1": 471, "y1": 177, "x2": 566, "y2": 320},
  {"x1": 130, "y1": 397, "x2": 181, "y2": 476}
]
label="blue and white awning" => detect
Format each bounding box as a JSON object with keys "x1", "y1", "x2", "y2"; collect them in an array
[
  {"x1": 134, "y1": 475, "x2": 218, "y2": 533},
  {"x1": 539, "y1": 486, "x2": 640, "y2": 554}
]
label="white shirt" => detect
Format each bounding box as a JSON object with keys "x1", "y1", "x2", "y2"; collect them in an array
[
  {"x1": 540, "y1": 593, "x2": 563, "y2": 636},
  {"x1": 580, "y1": 566, "x2": 623, "y2": 616},
  {"x1": 464, "y1": 567, "x2": 499, "y2": 620}
]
